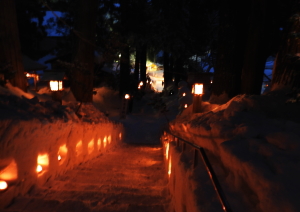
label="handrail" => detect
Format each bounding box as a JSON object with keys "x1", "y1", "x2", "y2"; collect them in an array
[{"x1": 163, "y1": 129, "x2": 232, "y2": 212}]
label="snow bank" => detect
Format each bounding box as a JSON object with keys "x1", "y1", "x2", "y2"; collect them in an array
[
  {"x1": 0, "y1": 85, "x2": 124, "y2": 208},
  {"x1": 169, "y1": 91, "x2": 300, "y2": 212}
]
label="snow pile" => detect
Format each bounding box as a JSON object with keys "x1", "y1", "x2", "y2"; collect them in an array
[
  {"x1": 0, "y1": 84, "x2": 123, "y2": 208},
  {"x1": 170, "y1": 91, "x2": 300, "y2": 212}
]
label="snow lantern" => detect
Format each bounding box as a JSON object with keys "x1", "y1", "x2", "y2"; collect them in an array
[
  {"x1": 58, "y1": 144, "x2": 68, "y2": 164},
  {"x1": 88, "y1": 139, "x2": 94, "y2": 154},
  {"x1": 97, "y1": 138, "x2": 101, "y2": 151},
  {"x1": 0, "y1": 159, "x2": 18, "y2": 190},
  {"x1": 37, "y1": 154, "x2": 49, "y2": 174},
  {"x1": 184, "y1": 104, "x2": 188, "y2": 108},
  {"x1": 103, "y1": 136, "x2": 107, "y2": 148},
  {"x1": 125, "y1": 94, "x2": 130, "y2": 99},
  {"x1": 76, "y1": 141, "x2": 83, "y2": 156},
  {"x1": 192, "y1": 83, "x2": 203, "y2": 95}
]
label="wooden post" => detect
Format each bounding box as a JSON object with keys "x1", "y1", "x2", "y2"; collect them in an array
[{"x1": 192, "y1": 95, "x2": 202, "y2": 113}]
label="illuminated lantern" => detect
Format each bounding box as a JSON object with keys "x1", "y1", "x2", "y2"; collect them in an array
[
  {"x1": 183, "y1": 93, "x2": 186, "y2": 97},
  {"x1": 125, "y1": 94, "x2": 130, "y2": 99},
  {"x1": 36, "y1": 165, "x2": 43, "y2": 173},
  {"x1": 192, "y1": 83, "x2": 203, "y2": 95},
  {"x1": 0, "y1": 180, "x2": 8, "y2": 190},
  {"x1": 58, "y1": 155, "x2": 62, "y2": 161},
  {"x1": 139, "y1": 81, "x2": 143, "y2": 86},
  {"x1": 49, "y1": 80, "x2": 63, "y2": 91},
  {"x1": 184, "y1": 104, "x2": 188, "y2": 108}
]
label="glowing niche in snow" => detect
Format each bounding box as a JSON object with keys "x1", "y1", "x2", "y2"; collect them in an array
[
  {"x1": 0, "y1": 159, "x2": 18, "y2": 181},
  {"x1": 168, "y1": 156, "x2": 172, "y2": 177},
  {"x1": 88, "y1": 139, "x2": 94, "y2": 154},
  {"x1": 58, "y1": 144, "x2": 68, "y2": 164},
  {"x1": 108, "y1": 135, "x2": 111, "y2": 144},
  {"x1": 97, "y1": 138, "x2": 101, "y2": 151},
  {"x1": 76, "y1": 140, "x2": 83, "y2": 156},
  {"x1": 103, "y1": 136, "x2": 107, "y2": 148},
  {"x1": 37, "y1": 154, "x2": 49, "y2": 174}
]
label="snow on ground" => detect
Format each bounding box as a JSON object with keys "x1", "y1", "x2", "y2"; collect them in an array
[
  {"x1": 0, "y1": 83, "x2": 122, "y2": 208},
  {"x1": 171, "y1": 90, "x2": 300, "y2": 212}
]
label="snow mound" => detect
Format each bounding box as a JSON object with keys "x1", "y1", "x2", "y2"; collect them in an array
[{"x1": 171, "y1": 92, "x2": 300, "y2": 212}]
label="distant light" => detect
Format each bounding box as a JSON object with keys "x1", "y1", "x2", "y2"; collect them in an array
[
  {"x1": 279, "y1": 27, "x2": 283, "y2": 31},
  {"x1": 36, "y1": 165, "x2": 43, "y2": 173},
  {"x1": 0, "y1": 181, "x2": 8, "y2": 190},
  {"x1": 184, "y1": 104, "x2": 188, "y2": 108},
  {"x1": 139, "y1": 81, "x2": 143, "y2": 86},
  {"x1": 58, "y1": 155, "x2": 62, "y2": 161},
  {"x1": 193, "y1": 83, "x2": 203, "y2": 95},
  {"x1": 210, "y1": 80, "x2": 213, "y2": 84},
  {"x1": 50, "y1": 80, "x2": 63, "y2": 91},
  {"x1": 125, "y1": 94, "x2": 130, "y2": 99},
  {"x1": 183, "y1": 93, "x2": 186, "y2": 97}
]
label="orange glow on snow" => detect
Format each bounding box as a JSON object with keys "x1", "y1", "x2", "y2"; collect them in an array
[
  {"x1": 76, "y1": 140, "x2": 83, "y2": 156},
  {"x1": 168, "y1": 156, "x2": 172, "y2": 177},
  {"x1": 97, "y1": 138, "x2": 101, "y2": 150},
  {"x1": 119, "y1": 133, "x2": 122, "y2": 140},
  {"x1": 165, "y1": 142, "x2": 169, "y2": 160},
  {"x1": 88, "y1": 139, "x2": 94, "y2": 154},
  {"x1": 193, "y1": 83, "x2": 203, "y2": 95},
  {"x1": 37, "y1": 154, "x2": 49, "y2": 173},
  {"x1": 108, "y1": 135, "x2": 111, "y2": 144},
  {"x1": 0, "y1": 159, "x2": 18, "y2": 181},
  {"x1": 58, "y1": 144, "x2": 67, "y2": 163},
  {"x1": 103, "y1": 136, "x2": 107, "y2": 148},
  {"x1": 0, "y1": 180, "x2": 8, "y2": 190}
]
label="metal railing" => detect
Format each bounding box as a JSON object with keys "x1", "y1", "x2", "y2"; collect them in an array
[{"x1": 162, "y1": 130, "x2": 232, "y2": 212}]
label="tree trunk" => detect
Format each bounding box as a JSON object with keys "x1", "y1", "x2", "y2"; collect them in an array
[
  {"x1": 241, "y1": 0, "x2": 274, "y2": 95},
  {"x1": 134, "y1": 47, "x2": 140, "y2": 87},
  {"x1": 119, "y1": 44, "x2": 130, "y2": 96},
  {"x1": 71, "y1": 0, "x2": 97, "y2": 102},
  {"x1": 271, "y1": 12, "x2": 300, "y2": 91},
  {"x1": 163, "y1": 51, "x2": 172, "y2": 90},
  {"x1": 0, "y1": 0, "x2": 27, "y2": 91},
  {"x1": 210, "y1": 0, "x2": 249, "y2": 104},
  {"x1": 140, "y1": 44, "x2": 147, "y2": 87}
]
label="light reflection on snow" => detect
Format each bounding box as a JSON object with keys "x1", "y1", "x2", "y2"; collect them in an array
[
  {"x1": 88, "y1": 139, "x2": 94, "y2": 154},
  {"x1": 58, "y1": 144, "x2": 68, "y2": 164},
  {"x1": 97, "y1": 138, "x2": 101, "y2": 150},
  {"x1": 0, "y1": 159, "x2": 18, "y2": 181},
  {"x1": 168, "y1": 156, "x2": 172, "y2": 177},
  {"x1": 108, "y1": 135, "x2": 111, "y2": 144},
  {"x1": 76, "y1": 141, "x2": 83, "y2": 156},
  {"x1": 103, "y1": 136, "x2": 107, "y2": 148}
]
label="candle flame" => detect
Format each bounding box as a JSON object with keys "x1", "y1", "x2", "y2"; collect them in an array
[{"x1": 0, "y1": 181, "x2": 8, "y2": 190}]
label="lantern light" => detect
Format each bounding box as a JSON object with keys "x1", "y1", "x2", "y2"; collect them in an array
[
  {"x1": 193, "y1": 83, "x2": 203, "y2": 95},
  {"x1": 49, "y1": 80, "x2": 63, "y2": 91},
  {"x1": 0, "y1": 180, "x2": 8, "y2": 191},
  {"x1": 184, "y1": 104, "x2": 188, "y2": 108},
  {"x1": 139, "y1": 81, "x2": 143, "y2": 86},
  {"x1": 210, "y1": 80, "x2": 213, "y2": 84},
  {"x1": 58, "y1": 155, "x2": 62, "y2": 161},
  {"x1": 183, "y1": 93, "x2": 186, "y2": 97},
  {"x1": 36, "y1": 165, "x2": 43, "y2": 173},
  {"x1": 125, "y1": 94, "x2": 130, "y2": 99}
]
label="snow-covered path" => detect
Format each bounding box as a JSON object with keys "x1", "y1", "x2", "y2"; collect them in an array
[{"x1": 3, "y1": 93, "x2": 171, "y2": 212}]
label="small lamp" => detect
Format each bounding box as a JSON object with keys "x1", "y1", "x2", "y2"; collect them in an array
[
  {"x1": 192, "y1": 83, "x2": 203, "y2": 113},
  {"x1": 49, "y1": 80, "x2": 63, "y2": 91}
]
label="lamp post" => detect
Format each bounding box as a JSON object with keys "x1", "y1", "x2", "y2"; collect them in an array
[
  {"x1": 192, "y1": 83, "x2": 203, "y2": 113},
  {"x1": 50, "y1": 80, "x2": 63, "y2": 103}
]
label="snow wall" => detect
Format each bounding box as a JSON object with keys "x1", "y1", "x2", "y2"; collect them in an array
[
  {"x1": 0, "y1": 118, "x2": 124, "y2": 208},
  {"x1": 162, "y1": 134, "x2": 224, "y2": 212},
  {"x1": 166, "y1": 93, "x2": 300, "y2": 212}
]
